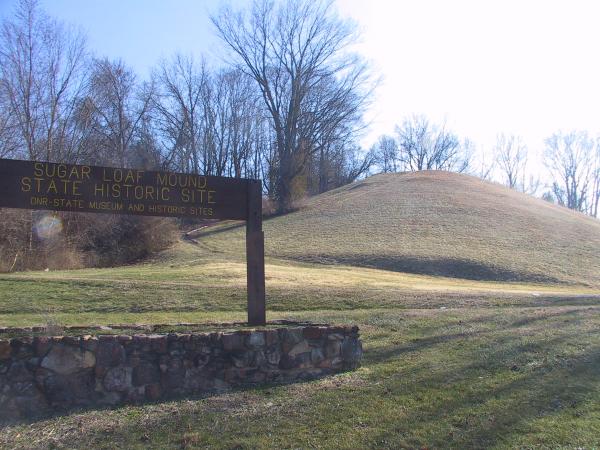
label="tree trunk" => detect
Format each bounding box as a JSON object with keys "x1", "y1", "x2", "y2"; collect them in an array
[{"x1": 276, "y1": 153, "x2": 293, "y2": 213}]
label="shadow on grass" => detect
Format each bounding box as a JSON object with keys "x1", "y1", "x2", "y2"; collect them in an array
[
  {"x1": 0, "y1": 368, "x2": 341, "y2": 429},
  {"x1": 363, "y1": 307, "x2": 596, "y2": 367},
  {"x1": 295, "y1": 254, "x2": 565, "y2": 284},
  {"x1": 363, "y1": 310, "x2": 600, "y2": 448},
  {"x1": 388, "y1": 341, "x2": 599, "y2": 447}
]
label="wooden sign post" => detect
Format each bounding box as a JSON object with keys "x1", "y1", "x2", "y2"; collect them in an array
[
  {"x1": 246, "y1": 179, "x2": 266, "y2": 325},
  {"x1": 0, "y1": 158, "x2": 266, "y2": 325}
]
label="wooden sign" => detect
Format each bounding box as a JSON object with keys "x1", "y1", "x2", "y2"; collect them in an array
[{"x1": 0, "y1": 158, "x2": 266, "y2": 325}]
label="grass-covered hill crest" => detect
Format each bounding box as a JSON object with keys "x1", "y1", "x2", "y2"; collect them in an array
[{"x1": 205, "y1": 171, "x2": 600, "y2": 287}]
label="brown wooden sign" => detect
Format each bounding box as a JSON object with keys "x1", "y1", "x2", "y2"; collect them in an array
[
  {"x1": 0, "y1": 158, "x2": 266, "y2": 325},
  {"x1": 0, "y1": 159, "x2": 250, "y2": 220}
]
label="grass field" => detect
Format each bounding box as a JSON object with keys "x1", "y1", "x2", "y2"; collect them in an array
[
  {"x1": 1, "y1": 240, "x2": 600, "y2": 448},
  {"x1": 2, "y1": 172, "x2": 600, "y2": 448}
]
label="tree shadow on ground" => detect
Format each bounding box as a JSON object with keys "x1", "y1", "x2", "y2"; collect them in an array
[{"x1": 363, "y1": 310, "x2": 600, "y2": 448}]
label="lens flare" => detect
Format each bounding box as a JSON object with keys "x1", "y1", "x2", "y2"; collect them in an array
[{"x1": 34, "y1": 214, "x2": 63, "y2": 240}]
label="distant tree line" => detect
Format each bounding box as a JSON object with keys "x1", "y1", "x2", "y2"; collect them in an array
[
  {"x1": 371, "y1": 115, "x2": 473, "y2": 174},
  {"x1": 370, "y1": 118, "x2": 600, "y2": 218}
]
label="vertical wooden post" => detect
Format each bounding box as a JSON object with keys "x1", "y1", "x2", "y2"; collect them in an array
[{"x1": 246, "y1": 179, "x2": 266, "y2": 325}]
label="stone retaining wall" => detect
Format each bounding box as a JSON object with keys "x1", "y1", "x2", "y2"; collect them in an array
[{"x1": 0, "y1": 325, "x2": 362, "y2": 420}]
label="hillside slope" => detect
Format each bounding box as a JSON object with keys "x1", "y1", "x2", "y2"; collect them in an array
[{"x1": 202, "y1": 171, "x2": 600, "y2": 286}]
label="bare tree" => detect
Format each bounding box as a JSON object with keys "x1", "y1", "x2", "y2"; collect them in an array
[
  {"x1": 465, "y1": 141, "x2": 495, "y2": 181},
  {"x1": 212, "y1": 0, "x2": 371, "y2": 211},
  {"x1": 372, "y1": 135, "x2": 399, "y2": 173},
  {"x1": 589, "y1": 142, "x2": 600, "y2": 218},
  {"x1": 0, "y1": 0, "x2": 88, "y2": 162},
  {"x1": 200, "y1": 68, "x2": 236, "y2": 177},
  {"x1": 395, "y1": 115, "x2": 470, "y2": 172},
  {"x1": 544, "y1": 131, "x2": 595, "y2": 212},
  {"x1": 0, "y1": 80, "x2": 18, "y2": 157},
  {"x1": 494, "y1": 134, "x2": 528, "y2": 190},
  {"x1": 87, "y1": 58, "x2": 154, "y2": 167},
  {"x1": 153, "y1": 54, "x2": 205, "y2": 173},
  {"x1": 220, "y1": 69, "x2": 264, "y2": 179}
]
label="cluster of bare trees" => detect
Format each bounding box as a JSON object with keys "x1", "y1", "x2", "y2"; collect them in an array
[
  {"x1": 0, "y1": 0, "x2": 88, "y2": 162},
  {"x1": 212, "y1": 0, "x2": 372, "y2": 210},
  {"x1": 0, "y1": 0, "x2": 372, "y2": 215},
  {"x1": 371, "y1": 115, "x2": 472, "y2": 174},
  {"x1": 371, "y1": 119, "x2": 600, "y2": 218},
  {"x1": 490, "y1": 134, "x2": 540, "y2": 195},
  {"x1": 490, "y1": 131, "x2": 599, "y2": 217}
]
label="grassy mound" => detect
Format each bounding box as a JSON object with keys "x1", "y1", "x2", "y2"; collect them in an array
[{"x1": 201, "y1": 171, "x2": 600, "y2": 286}]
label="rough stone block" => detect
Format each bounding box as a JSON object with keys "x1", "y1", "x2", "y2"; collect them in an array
[
  {"x1": 0, "y1": 341, "x2": 11, "y2": 360},
  {"x1": 213, "y1": 378, "x2": 230, "y2": 392},
  {"x1": 331, "y1": 357, "x2": 343, "y2": 369},
  {"x1": 279, "y1": 354, "x2": 296, "y2": 370},
  {"x1": 134, "y1": 335, "x2": 155, "y2": 351},
  {"x1": 82, "y1": 336, "x2": 98, "y2": 352},
  {"x1": 318, "y1": 358, "x2": 333, "y2": 369},
  {"x1": 194, "y1": 353, "x2": 210, "y2": 368},
  {"x1": 288, "y1": 341, "x2": 310, "y2": 358},
  {"x1": 44, "y1": 369, "x2": 94, "y2": 406},
  {"x1": 311, "y1": 348, "x2": 325, "y2": 364},
  {"x1": 303, "y1": 327, "x2": 325, "y2": 340},
  {"x1": 231, "y1": 351, "x2": 254, "y2": 368},
  {"x1": 330, "y1": 326, "x2": 347, "y2": 334},
  {"x1": 117, "y1": 335, "x2": 133, "y2": 344},
  {"x1": 33, "y1": 337, "x2": 51, "y2": 357},
  {"x1": 282, "y1": 328, "x2": 304, "y2": 345},
  {"x1": 266, "y1": 349, "x2": 281, "y2": 366},
  {"x1": 133, "y1": 362, "x2": 160, "y2": 386},
  {"x1": 7, "y1": 361, "x2": 32, "y2": 382},
  {"x1": 247, "y1": 331, "x2": 265, "y2": 348},
  {"x1": 98, "y1": 391, "x2": 121, "y2": 406},
  {"x1": 326, "y1": 340, "x2": 342, "y2": 358},
  {"x1": 41, "y1": 345, "x2": 95, "y2": 375},
  {"x1": 295, "y1": 352, "x2": 312, "y2": 369},
  {"x1": 103, "y1": 366, "x2": 132, "y2": 392},
  {"x1": 126, "y1": 386, "x2": 146, "y2": 403},
  {"x1": 342, "y1": 338, "x2": 363, "y2": 363},
  {"x1": 60, "y1": 336, "x2": 79, "y2": 347},
  {"x1": 248, "y1": 370, "x2": 266, "y2": 383},
  {"x1": 223, "y1": 367, "x2": 245, "y2": 383},
  {"x1": 96, "y1": 340, "x2": 126, "y2": 369},
  {"x1": 145, "y1": 383, "x2": 162, "y2": 401},
  {"x1": 327, "y1": 333, "x2": 344, "y2": 341},
  {"x1": 222, "y1": 333, "x2": 244, "y2": 351},
  {"x1": 165, "y1": 365, "x2": 185, "y2": 389},
  {"x1": 264, "y1": 329, "x2": 279, "y2": 346},
  {"x1": 11, "y1": 338, "x2": 33, "y2": 359},
  {"x1": 252, "y1": 350, "x2": 266, "y2": 368}
]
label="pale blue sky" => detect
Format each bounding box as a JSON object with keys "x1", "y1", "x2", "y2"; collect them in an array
[
  {"x1": 0, "y1": 0, "x2": 229, "y2": 77},
  {"x1": 2, "y1": 0, "x2": 600, "y2": 162}
]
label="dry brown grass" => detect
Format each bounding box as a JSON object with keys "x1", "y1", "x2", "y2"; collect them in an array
[{"x1": 200, "y1": 171, "x2": 600, "y2": 287}]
